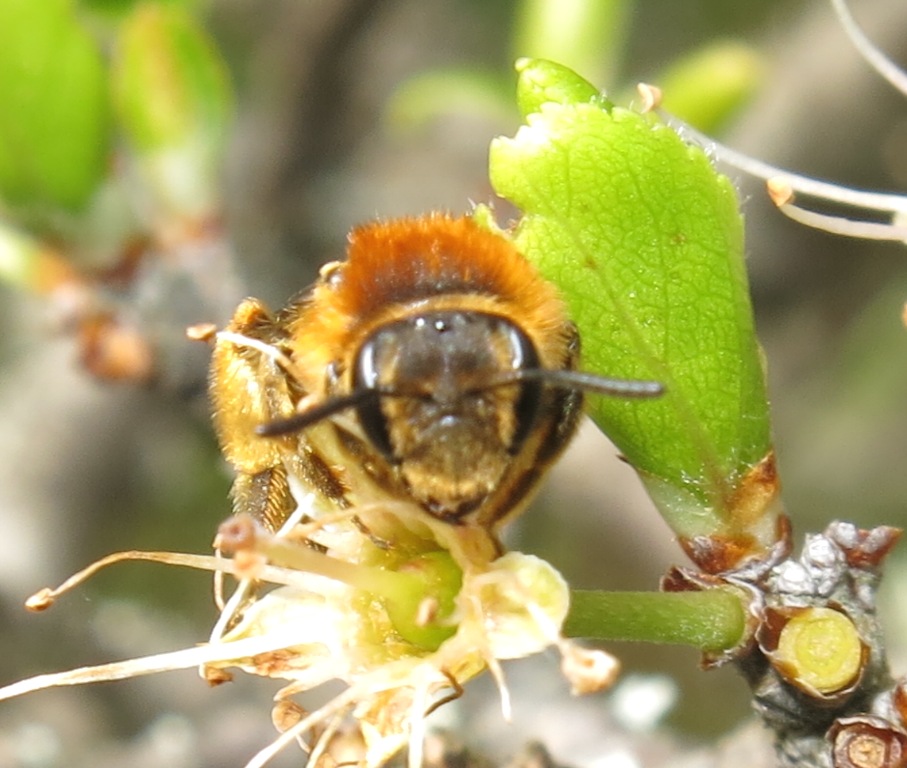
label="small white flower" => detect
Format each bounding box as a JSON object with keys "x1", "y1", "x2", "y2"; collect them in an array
[{"x1": 1, "y1": 493, "x2": 615, "y2": 768}]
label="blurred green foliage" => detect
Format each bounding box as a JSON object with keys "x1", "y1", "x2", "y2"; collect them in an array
[
  {"x1": 386, "y1": 0, "x2": 764, "y2": 138},
  {"x1": 0, "y1": 0, "x2": 111, "y2": 212},
  {"x1": 0, "y1": 0, "x2": 231, "y2": 255}
]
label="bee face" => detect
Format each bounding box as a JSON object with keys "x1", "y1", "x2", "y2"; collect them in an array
[
  {"x1": 210, "y1": 214, "x2": 583, "y2": 534},
  {"x1": 352, "y1": 309, "x2": 548, "y2": 520}
]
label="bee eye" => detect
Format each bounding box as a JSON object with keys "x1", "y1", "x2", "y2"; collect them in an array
[
  {"x1": 352, "y1": 338, "x2": 397, "y2": 462},
  {"x1": 505, "y1": 323, "x2": 542, "y2": 454}
]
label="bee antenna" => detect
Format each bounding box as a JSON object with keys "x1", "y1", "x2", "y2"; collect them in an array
[
  {"x1": 481, "y1": 369, "x2": 665, "y2": 398},
  {"x1": 256, "y1": 370, "x2": 664, "y2": 438},
  {"x1": 255, "y1": 389, "x2": 380, "y2": 437}
]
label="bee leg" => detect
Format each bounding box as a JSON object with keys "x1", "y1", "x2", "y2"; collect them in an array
[{"x1": 231, "y1": 466, "x2": 296, "y2": 533}]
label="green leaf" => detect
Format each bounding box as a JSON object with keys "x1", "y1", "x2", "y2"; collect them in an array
[
  {"x1": 0, "y1": 0, "x2": 111, "y2": 211},
  {"x1": 515, "y1": 58, "x2": 611, "y2": 117},
  {"x1": 111, "y1": 2, "x2": 233, "y2": 217},
  {"x1": 511, "y1": 0, "x2": 633, "y2": 89},
  {"x1": 385, "y1": 69, "x2": 513, "y2": 134},
  {"x1": 80, "y1": 0, "x2": 204, "y2": 20},
  {"x1": 656, "y1": 40, "x2": 764, "y2": 134},
  {"x1": 489, "y1": 60, "x2": 774, "y2": 551},
  {"x1": 113, "y1": 3, "x2": 231, "y2": 153}
]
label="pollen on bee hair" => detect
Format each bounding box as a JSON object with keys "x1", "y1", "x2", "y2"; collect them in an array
[{"x1": 283, "y1": 214, "x2": 573, "y2": 386}]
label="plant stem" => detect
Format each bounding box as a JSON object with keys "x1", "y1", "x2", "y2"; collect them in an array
[{"x1": 565, "y1": 588, "x2": 746, "y2": 652}]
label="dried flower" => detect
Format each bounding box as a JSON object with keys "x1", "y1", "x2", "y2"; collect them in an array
[{"x1": 828, "y1": 715, "x2": 907, "y2": 768}]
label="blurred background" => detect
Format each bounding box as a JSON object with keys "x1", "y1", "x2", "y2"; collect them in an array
[{"x1": 1, "y1": 1, "x2": 906, "y2": 766}]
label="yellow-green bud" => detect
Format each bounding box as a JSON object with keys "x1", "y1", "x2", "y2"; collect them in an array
[{"x1": 774, "y1": 607, "x2": 864, "y2": 696}]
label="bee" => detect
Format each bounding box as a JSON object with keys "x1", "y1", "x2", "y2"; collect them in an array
[{"x1": 209, "y1": 213, "x2": 660, "y2": 542}]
